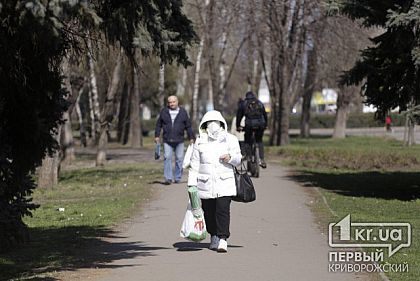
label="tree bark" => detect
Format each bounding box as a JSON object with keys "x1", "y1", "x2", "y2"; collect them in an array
[
  {"x1": 406, "y1": 118, "x2": 415, "y2": 146},
  {"x1": 87, "y1": 38, "x2": 101, "y2": 145},
  {"x1": 333, "y1": 88, "x2": 351, "y2": 139},
  {"x1": 207, "y1": 75, "x2": 214, "y2": 110},
  {"x1": 38, "y1": 127, "x2": 62, "y2": 189},
  {"x1": 192, "y1": 38, "x2": 204, "y2": 128},
  {"x1": 279, "y1": 87, "x2": 290, "y2": 145},
  {"x1": 60, "y1": 58, "x2": 75, "y2": 163},
  {"x1": 205, "y1": 0, "x2": 217, "y2": 110},
  {"x1": 403, "y1": 115, "x2": 409, "y2": 144},
  {"x1": 61, "y1": 111, "x2": 75, "y2": 163},
  {"x1": 75, "y1": 86, "x2": 87, "y2": 147},
  {"x1": 176, "y1": 67, "x2": 187, "y2": 97},
  {"x1": 300, "y1": 45, "x2": 317, "y2": 138},
  {"x1": 158, "y1": 62, "x2": 165, "y2": 108},
  {"x1": 300, "y1": 95, "x2": 311, "y2": 138},
  {"x1": 218, "y1": 27, "x2": 227, "y2": 109},
  {"x1": 252, "y1": 58, "x2": 262, "y2": 94},
  {"x1": 264, "y1": 49, "x2": 279, "y2": 146},
  {"x1": 128, "y1": 63, "x2": 142, "y2": 148},
  {"x1": 332, "y1": 106, "x2": 348, "y2": 139},
  {"x1": 96, "y1": 50, "x2": 123, "y2": 166},
  {"x1": 117, "y1": 80, "x2": 130, "y2": 144}
]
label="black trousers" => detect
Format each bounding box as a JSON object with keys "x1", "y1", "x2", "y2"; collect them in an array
[
  {"x1": 244, "y1": 127, "x2": 265, "y2": 160},
  {"x1": 201, "y1": 196, "x2": 231, "y2": 239}
]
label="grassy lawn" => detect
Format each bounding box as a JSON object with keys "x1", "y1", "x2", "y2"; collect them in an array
[
  {"x1": 267, "y1": 136, "x2": 420, "y2": 281},
  {"x1": 0, "y1": 162, "x2": 161, "y2": 281}
]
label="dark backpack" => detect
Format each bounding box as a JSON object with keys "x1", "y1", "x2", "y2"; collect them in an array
[
  {"x1": 244, "y1": 99, "x2": 264, "y2": 119},
  {"x1": 244, "y1": 99, "x2": 266, "y2": 129}
]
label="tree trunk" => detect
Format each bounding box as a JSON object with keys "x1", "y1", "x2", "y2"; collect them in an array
[
  {"x1": 218, "y1": 28, "x2": 227, "y2": 110},
  {"x1": 333, "y1": 88, "x2": 352, "y2": 139},
  {"x1": 158, "y1": 62, "x2": 165, "y2": 108},
  {"x1": 268, "y1": 58, "x2": 279, "y2": 146},
  {"x1": 192, "y1": 38, "x2": 204, "y2": 128},
  {"x1": 410, "y1": 124, "x2": 416, "y2": 146},
  {"x1": 75, "y1": 86, "x2": 87, "y2": 147},
  {"x1": 207, "y1": 75, "x2": 214, "y2": 110},
  {"x1": 300, "y1": 96, "x2": 311, "y2": 138},
  {"x1": 60, "y1": 58, "x2": 75, "y2": 163},
  {"x1": 300, "y1": 45, "x2": 317, "y2": 138},
  {"x1": 61, "y1": 111, "x2": 75, "y2": 163},
  {"x1": 205, "y1": 0, "x2": 217, "y2": 111},
  {"x1": 176, "y1": 67, "x2": 187, "y2": 97},
  {"x1": 406, "y1": 118, "x2": 415, "y2": 146},
  {"x1": 38, "y1": 127, "x2": 62, "y2": 189},
  {"x1": 332, "y1": 106, "x2": 348, "y2": 138},
  {"x1": 128, "y1": 63, "x2": 142, "y2": 148},
  {"x1": 87, "y1": 38, "x2": 101, "y2": 145},
  {"x1": 279, "y1": 90, "x2": 290, "y2": 145},
  {"x1": 117, "y1": 80, "x2": 130, "y2": 144},
  {"x1": 277, "y1": 58, "x2": 290, "y2": 146},
  {"x1": 403, "y1": 115, "x2": 409, "y2": 144},
  {"x1": 87, "y1": 82, "x2": 95, "y2": 142},
  {"x1": 96, "y1": 50, "x2": 123, "y2": 166},
  {"x1": 252, "y1": 59, "x2": 262, "y2": 94}
]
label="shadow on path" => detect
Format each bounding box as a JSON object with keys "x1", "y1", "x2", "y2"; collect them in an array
[
  {"x1": 0, "y1": 226, "x2": 170, "y2": 281},
  {"x1": 172, "y1": 242, "x2": 243, "y2": 252}
]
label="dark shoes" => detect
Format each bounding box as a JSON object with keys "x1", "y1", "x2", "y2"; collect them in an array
[
  {"x1": 259, "y1": 160, "x2": 267, "y2": 169},
  {"x1": 163, "y1": 179, "x2": 181, "y2": 185}
]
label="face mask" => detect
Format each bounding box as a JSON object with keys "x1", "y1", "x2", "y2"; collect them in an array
[{"x1": 207, "y1": 121, "x2": 221, "y2": 137}]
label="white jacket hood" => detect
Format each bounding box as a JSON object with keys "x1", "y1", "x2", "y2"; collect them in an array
[{"x1": 198, "y1": 110, "x2": 228, "y2": 138}]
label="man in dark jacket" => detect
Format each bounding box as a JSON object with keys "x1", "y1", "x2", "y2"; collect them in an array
[
  {"x1": 236, "y1": 91, "x2": 268, "y2": 168},
  {"x1": 155, "y1": 95, "x2": 195, "y2": 184}
]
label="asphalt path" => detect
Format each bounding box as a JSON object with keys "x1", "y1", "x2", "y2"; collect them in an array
[{"x1": 92, "y1": 164, "x2": 376, "y2": 281}]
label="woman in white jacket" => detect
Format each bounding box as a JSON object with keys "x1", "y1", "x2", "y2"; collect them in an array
[{"x1": 188, "y1": 110, "x2": 242, "y2": 252}]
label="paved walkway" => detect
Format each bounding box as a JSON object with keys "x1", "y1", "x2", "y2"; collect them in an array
[{"x1": 94, "y1": 164, "x2": 374, "y2": 281}]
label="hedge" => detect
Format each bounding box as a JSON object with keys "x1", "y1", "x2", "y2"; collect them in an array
[{"x1": 289, "y1": 112, "x2": 405, "y2": 129}]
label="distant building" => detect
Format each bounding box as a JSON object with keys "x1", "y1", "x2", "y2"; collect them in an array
[
  {"x1": 311, "y1": 89, "x2": 338, "y2": 113},
  {"x1": 258, "y1": 74, "x2": 271, "y2": 112},
  {"x1": 292, "y1": 88, "x2": 338, "y2": 114}
]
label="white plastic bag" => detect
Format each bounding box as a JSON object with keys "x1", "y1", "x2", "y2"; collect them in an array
[
  {"x1": 180, "y1": 202, "x2": 207, "y2": 242},
  {"x1": 182, "y1": 144, "x2": 194, "y2": 169}
]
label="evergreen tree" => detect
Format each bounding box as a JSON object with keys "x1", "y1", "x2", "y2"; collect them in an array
[
  {"x1": 0, "y1": 0, "x2": 196, "y2": 251},
  {"x1": 328, "y1": 0, "x2": 420, "y2": 118}
]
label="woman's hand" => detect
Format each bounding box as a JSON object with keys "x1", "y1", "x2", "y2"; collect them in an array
[{"x1": 219, "y1": 154, "x2": 231, "y2": 163}]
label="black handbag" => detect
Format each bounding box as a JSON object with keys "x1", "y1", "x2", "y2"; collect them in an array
[{"x1": 232, "y1": 164, "x2": 256, "y2": 203}]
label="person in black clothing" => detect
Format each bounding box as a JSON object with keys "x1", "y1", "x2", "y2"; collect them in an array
[
  {"x1": 155, "y1": 95, "x2": 195, "y2": 184},
  {"x1": 236, "y1": 91, "x2": 268, "y2": 168}
]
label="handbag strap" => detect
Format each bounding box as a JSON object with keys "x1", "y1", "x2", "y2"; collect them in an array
[{"x1": 234, "y1": 162, "x2": 247, "y2": 174}]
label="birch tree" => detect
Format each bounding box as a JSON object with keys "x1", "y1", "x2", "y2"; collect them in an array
[
  {"x1": 87, "y1": 36, "x2": 101, "y2": 144},
  {"x1": 158, "y1": 62, "x2": 166, "y2": 108}
]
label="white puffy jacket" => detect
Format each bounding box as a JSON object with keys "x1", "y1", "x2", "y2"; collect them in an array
[{"x1": 187, "y1": 110, "x2": 242, "y2": 199}]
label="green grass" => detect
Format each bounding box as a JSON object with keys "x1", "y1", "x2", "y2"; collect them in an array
[
  {"x1": 269, "y1": 136, "x2": 420, "y2": 281},
  {"x1": 268, "y1": 136, "x2": 420, "y2": 171},
  {"x1": 0, "y1": 162, "x2": 161, "y2": 281}
]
